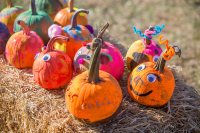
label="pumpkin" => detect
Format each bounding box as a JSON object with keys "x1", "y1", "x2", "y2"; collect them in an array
[
  {"x1": 14, "y1": 0, "x2": 53, "y2": 43},
  {"x1": 127, "y1": 35, "x2": 181, "y2": 108},
  {"x1": 5, "y1": 20, "x2": 43, "y2": 69},
  {"x1": 34, "y1": 0, "x2": 63, "y2": 19},
  {"x1": 50, "y1": 9, "x2": 93, "y2": 60},
  {"x1": 33, "y1": 35, "x2": 73, "y2": 89},
  {"x1": 125, "y1": 25, "x2": 165, "y2": 71},
  {"x1": 0, "y1": 0, "x2": 24, "y2": 34},
  {"x1": 54, "y1": 0, "x2": 88, "y2": 27},
  {"x1": 73, "y1": 23, "x2": 124, "y2": 80},
  {"x1": 65, "y1": 24, "x2": 122, "y2": 123},
  {"x1": 0, "y1": 22, "x2": 10, "y2": 54}
]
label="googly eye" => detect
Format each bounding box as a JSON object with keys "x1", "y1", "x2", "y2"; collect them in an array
[
  {"x1": 77, "y1": 50, "x2": 82, "y2": 55},
  {"x1": 86, "y1": 55, "x2": 91, "y2": 60},
  {"x1": 42, "y1": 54, "x2": 51, "y2": 61},
  {"x1": 153, "y1": 55, "x2": 159, "y2": 62},
  {"x1": 147, "y1": 74, "x2": 157, "y2": 83},
  {"x1": 137, "y1": 64, "x2": 146, "y2": 71},
  {"x1": 34, "y1": 53, "x2": 40, "y2": 60}
]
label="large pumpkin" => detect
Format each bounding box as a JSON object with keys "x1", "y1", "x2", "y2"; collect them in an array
[
  {"x1": 0, "y1": 22, "x2": 10, "y2": 54},
  {"x1": 54, "y1": 0, "x2": 88, "y2": 27},
  {"x1": 125, "y1": 25, "x2": 165, "y2": 71},
  {"x1": 14, "y1": 0, "x2": 53, "y2": 43},
  {"x1": 127, "y1": 36, "x2": 181, "y2": 107},
  {"x1": 65, "y1": 25, "x2": 122, "y2": 123},
  {"x1": 33, "y1": 35, "x2": 73, "y2": 89},
  {"x1": 73, "y1": 23, "x2": 124, "y2": 80},
  {"x1": 0, "y1": 0, "x2": 24, "y2": 34},
  {"x1": 49, "y1": 9, "x2": 93, "y2": 60},
  {"x1": 34, "y1": 0, "x2": 63, "y2": 19},
  {"x1": 5, "y1": 20, "x2": 43, "y2": 69}
]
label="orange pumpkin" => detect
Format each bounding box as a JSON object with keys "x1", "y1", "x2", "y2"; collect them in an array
[
  {"x1": 52, "y1": 9, "x2": 93, "y2": 60},
  {"x1": 5, "y1": 20, "x2": 43, "y2": 69},
  {"x1": 65, "y1": 24, "x2": 122, "y2": 123},
  {"x1": 33, "y1": 35, "x2": 73, "y2": 89},
  {"x1": 54, "y1": 0, "x2": 88, "y2": 27},
  {"x1": 0, "y1": 0, "x2": 24, "y2": 34},
  {"x1": 128, "y1": 35, "x2": 181, "y2": 107}
]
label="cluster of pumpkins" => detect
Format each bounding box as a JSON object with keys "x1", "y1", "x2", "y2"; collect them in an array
[{"x1": 0, "y1": 0, "x2": 181, "y2": 123}]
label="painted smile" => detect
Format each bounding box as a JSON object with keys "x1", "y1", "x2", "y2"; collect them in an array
[{"x1": 130, "y1": 85, "x2": 152, "y2": 96}]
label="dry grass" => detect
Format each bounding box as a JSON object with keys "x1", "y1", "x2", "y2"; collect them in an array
[{"x1": 0, "y1": 54, "x2": 200, "y2": 132}]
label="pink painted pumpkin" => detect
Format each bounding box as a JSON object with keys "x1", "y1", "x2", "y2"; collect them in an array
[{"x1": 74, "y1": 23, "x2": 124, "y2": 80}]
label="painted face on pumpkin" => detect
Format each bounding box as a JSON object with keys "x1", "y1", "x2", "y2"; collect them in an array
[{"x1": 128, "y1": 62, "x2": 175, "y2": 107}]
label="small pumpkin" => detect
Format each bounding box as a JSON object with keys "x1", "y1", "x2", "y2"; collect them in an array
[
  {"x1": 14, "y1": 0, "x2": 53, "y2": 43},
  {"x1": 5, "y1": 20, "x2": 43, "y2": 69},
  {"x1": 73, "y1": 23, "x2": 124, "y2": 80},
  {"x1": 54, "y1": 0, "x2": 88, "y2": 27},
  {"x1": 34, "y1": 0, "x2": 63, "y2": 19},
  {"x1": 33, "y1": 35, "x2": 73, "y2": 89},
  {"x1": 50, "y1": 9, "x2": 93, "y2": 60},
  {"x1": 127, "y1": 35, "x2": 181, "y2": 108},
  {"x1": 125, "y1": 25, "x2": 165, "y2": 71},
  {"x1": 0, "y1": 22, "x2": 10, "y2": 54},
  {"x1": 0, "y1": 0, "x2": 24, "y2": 34},
  {"x1": 65, "y1": 24, "x2": 122, "y2": 123}
]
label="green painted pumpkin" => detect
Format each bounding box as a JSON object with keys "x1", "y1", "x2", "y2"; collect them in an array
[
  {"x1": 14, "y1": 0, "x2": 53, "y2": 43},
  {"x1": 34, "y1": 0, "x2": 63, "y2": 19},
  {"x1": 0, "y1": 0, "x2": 24, "y2": 34}
]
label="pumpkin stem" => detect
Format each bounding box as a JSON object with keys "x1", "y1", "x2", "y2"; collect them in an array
[
  {"x1": 154, "y1": 57, "x2": 166, "y2": 73},
  {"x1": 68, "y1": 0, "x2": 74, "y2": 12},
  {"x1": 7, "y1": 0, "x2": 13, "y2": 8},
  {"x1": 45, "y1": 35, "x2": 69, "y2": 53},
  {"x1": 69, "y1": 9, "x2": 89, "y2": 29},
  {"x1": 88, "y1": 23, "x2": 109, "y2": 83},
  {"x1": 31, "y1": 0, "x2": 37, "y2": 15},
  {"x1": 17, "y1": 20, "x2": 30, "y2": 35}
]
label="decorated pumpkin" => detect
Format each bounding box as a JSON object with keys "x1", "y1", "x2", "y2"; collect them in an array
[
  {"x1": 34, "y1": 0, "x2": 63, "y2": 19},
  {"x1": 49, "y1": 9, "x2": 93, "y2": 60},
  {"x1": 125, "y1": 25, "x2": 165, "y2": 71},
  {"x1": 127, "y1": 35, "x2": 181, "y2": 108},
  {"x1": 65, "y1": 26, "x2": 122, "y2": 123},
  {"x1": 5, "y1": 20, "x2": 43, "y2": 69},
  {"x1": 14, "y1": 0, "x2": 53, "y2": 43},
  {"x1": 54, "y1": 0, "x2": 88, "y2": 27},
  {"x1": 0, "y1": 0, "x2": 24, "y2": 34},
  {"x1": 73, "y1": 23, "x2": 124, "y2": 80},
  {"x1": 0, "y1": 22, "x2": 10, "y2": 54},
  {"x1": 33, "y1": 35, "x2": 73, "y2": 89}
]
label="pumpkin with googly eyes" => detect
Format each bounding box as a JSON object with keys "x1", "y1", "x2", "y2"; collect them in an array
[
  {"x1": 51, "y1": 9, "x2": 93, "y2": 60},
  {"x1": 127, "y1": 40, "x2": 181, "y2": 107},
  {"x1": 5, "y1": 20, "x2": 43, "y2": 69},
  {"x1": 33, "y1": 35, "x2": 73, "y2": 89},
  {"x1": 126, "y1": 25, "x2": 165, "y2": 71},
  {"x1": 73, "y1": 24, "x2": 124, "y2": 80}
]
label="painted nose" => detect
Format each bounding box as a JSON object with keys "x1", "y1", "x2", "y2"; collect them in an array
[
  {"x1": 78, "y1": 58, "x2": 85, "y2": 64},
  {"x1": 134, "y1": 76, "x2": 144, "y2": 85}
]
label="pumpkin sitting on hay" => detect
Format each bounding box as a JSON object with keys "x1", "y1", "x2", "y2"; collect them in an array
[
  {"x1": 5, "y1": 20, "x2": 43, "y2": 69},
  {"x1": 128, "y1": 35, "x2": 181, "y2": 112},
  {"x1": 65, "y1": 24, "x2": 122, "y2": 123}
]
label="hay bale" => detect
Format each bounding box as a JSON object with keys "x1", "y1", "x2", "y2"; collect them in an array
[{"x1": 0, "y1": 54, "x2": 200, "y2": 132}]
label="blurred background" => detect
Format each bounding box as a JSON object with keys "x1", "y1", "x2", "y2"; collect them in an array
[{"x1": 1, "y1": 0, "x2": 200, "y2": 93}]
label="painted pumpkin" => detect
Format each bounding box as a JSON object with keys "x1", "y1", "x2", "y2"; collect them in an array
[
  {"x1": 14, "y1": 0, "x2": 53, "y2": 43},
  {"x1": 5, "y1": 20, "x2": 43, "y2": 69},
  {"x1": 33, "y1": 35, "x2": 73, "y2": 89},
  {"x1": 50, "y1": 9, "x2": 93, "y2": 60},
  {"x1": 0, "y1": 0, "x2": 24, "y2": 34},
  {"x1": 125, "y1": 25, "x2": 165, "y2": 71},
  {"x1": 0, "y1": 22, "x2": 10, "y2": 54},
  {"x1": 127, "y1": 35, "x2": 181, "y2": 107},
  {"x1": 34, "y1": 0, "x2": 63, "y2": 19},
  {"x1": 54, "y1": 0, "x2": 88, "y2": 27},
  {"x1": 65, "y1": 26, "x2": 122, "y2": 123},
  {"x1": 73, "y1": 24, "x2": 124, "y2": 80}
]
